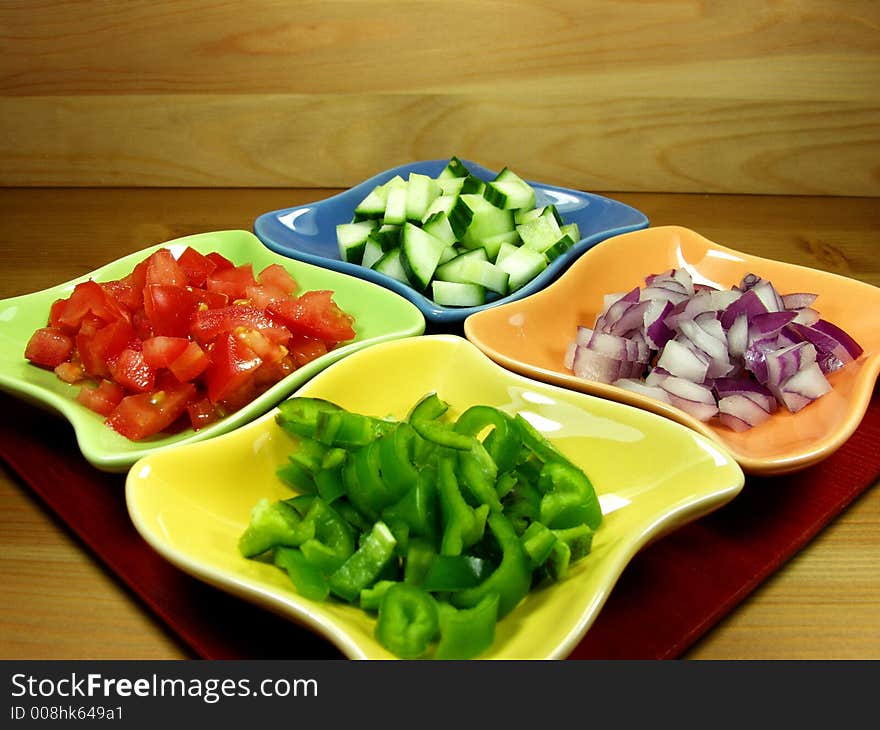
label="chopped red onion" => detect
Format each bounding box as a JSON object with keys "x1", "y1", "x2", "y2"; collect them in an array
[{"x1": 565, "y1": 268, "x2": 862, "y2": 431}]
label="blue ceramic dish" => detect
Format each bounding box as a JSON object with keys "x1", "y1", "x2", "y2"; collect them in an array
[{"x1": 254, "y1": 159, "x2": 649, "y2": 325}]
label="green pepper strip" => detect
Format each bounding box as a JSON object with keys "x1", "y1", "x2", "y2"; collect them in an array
[
  {"x1": 341, "y1": 443, "x2": 386, "y2": 522},
  {"x1": 274, "y1": 547, "x2": 330, "y2": 602},
  {"x1": 297, "y1": 498, "x2": 355, "y2": 574},
  {"x1": 359, "y1": 579, "x2": 397, "y2": 612},
  {"x1": 454, "y1": 405, "x2": 520, "y2": 474},
  {"x1": 381, "y1": 467, "x2": 440, "y2": 541},
  {"x1": 402, "y1": 537, "x2": 436, "y2": 587},
  {"x1": 328, "y1": 520, "x2": 398, "y2": 602},
  {"x1": 408, "y1": 392, "x2": 449, "y2": 423},
  {"x1": 434, "y1": 593, "x2": 499, "y2": 660},
  {"x1": 238, "y1": 498, "x2": 315, "y2": 558},
  {"x1": 519, "y1": 521, "x2": 558, "y2": 568},
  {"x1": 275, "y1": 460, "x2": 316, "y2": 494},
  {"x1": 316, "y1": 409, "x2": 394, "y2": 448},
  {"x1": 276, "y1": 397, "x2": 343, "y2": 439},
  {"x1": 378, "y1": 423, "x2": 420, "y2": 498},
  {"x1": 537, "y1": 460, "x2": 602, "y2": 530},
  {"x1": 552, "y1": 524, "x2": 595, "y2": 562},
  {"x1": 421, "y1": 554, "x2": 493, "y2": 592},
  {"x1": 450, "y1": 512, "x2": 532, "y2": 618},
  {"x1": 411, "y1": 418, "x2": 474, "y2": 451},
  {"x1": 375, "y1": 583, "x2": 439, "y2": 660},
  {"x1": 457, "y1": 448, "x2": 502, "y2": 513},
  {"x1": 437, "y1": 454, "x2": 489, "y2": 556}
]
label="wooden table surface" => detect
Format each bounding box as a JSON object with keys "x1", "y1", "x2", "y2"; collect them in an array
[{"x1": 1, "y1": 188, "x2": 877, "y2": 660}]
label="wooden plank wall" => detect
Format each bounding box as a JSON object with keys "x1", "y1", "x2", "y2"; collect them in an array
[{"x1": 1, "y1": 0, "x2": 878, "y2": 194}]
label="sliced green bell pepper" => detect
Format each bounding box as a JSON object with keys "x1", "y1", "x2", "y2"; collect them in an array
[
  {"x1": 450, "y1": 512, "x2": 532, "y2": 618},
  {"x1": 434, "y1": 593, "x2": 499, "y2": 660},
  {"x1": 238, "y1": 498, "x2": 315, "y2": 558},
  {"x1": 328, "y1": 520, "x2": 398, "y2": 602},
  {"x1": 375, "y1": 582, "x2": 439, "y2": 659}
]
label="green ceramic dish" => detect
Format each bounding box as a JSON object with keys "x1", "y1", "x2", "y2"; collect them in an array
[{"x1": 0, "y1": 230, "x2": 425, "y2": 472}]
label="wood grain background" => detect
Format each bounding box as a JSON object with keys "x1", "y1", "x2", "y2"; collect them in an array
[{"x1": 1, "y1": 1, "x2": 878, "y2": 194}]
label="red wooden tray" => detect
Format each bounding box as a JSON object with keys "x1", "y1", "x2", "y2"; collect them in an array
[{"x1": 1, "y1": 388, "x2": 878, "y2": 659}]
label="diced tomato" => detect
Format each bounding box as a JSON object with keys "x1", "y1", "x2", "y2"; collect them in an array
[
  {"x1": 143, "y1": 283, "x2": 199, "y2": 337},
  {"x1": 55, "y1": 280, "x2": 128, "y2": 330},
  {"x1": 204, "y1": 332, "x2": 262, "y2": 405},
  {"x1": 186, "y1": 396, "x2": 220, "y2": 431},
  {"x1": 145, "y1": 248, "x2": 188, "y2": 287},
  {"x1": 245, "y1": 284, "x2": 289, "y2": 310},
  {"x1": 207, "y1": 264, "x2": 258, "y2": 302},
  {"x1": 112, "y1": 348, "x2": 157, "y2": 393},
  {"x1": 176, "y1": 246, "x2": 217, "y2": 288},
  {"x1": 258, "y1": 263, "x2": 298, "y2": 295},
  {"x1": 235, "y1": 328, "x2": 288, "y2": 364},
  {"x1": 253, "y1": 355, "x2": 296, "y2": 389},
  {"x1": 76, "y1": 318, "x2": 136, "y2": 379},
  {"x1": 76, "y1": 379, "x2": 125, "y2": 416},
  {"x1": 189, "y1": 287, "x2": 228, "y2": 311},
  {"x1": 26, "y1": 247, "x2": 357, "y2": 443},
  {"x1": 142, "y1": 336, "x2": 190, "y2": 369},
  {"x1": 287, "y1": 335, "x2": 329, "y2": 367},
  {"x1": 106, "y1": 382, "x2": 197, "y2": 441},
  {"x1": 25, "y1": 327, "x2": 74, "y2": 368},
  {"x1": 102, "y1": 260, "x2": 148, "y2": 311},
  {"x1": 190, "y1": 305, "x2": 290, "y2": 346},
  {"x1": 54, "y1": 361, "x2": 86, "y2": 383},
  {"x1": 267, "y1": 290, "x2": 356, "y2": 344},
  {"x1": 168, "y1": 341, "x2": 210, "y2": 382}
]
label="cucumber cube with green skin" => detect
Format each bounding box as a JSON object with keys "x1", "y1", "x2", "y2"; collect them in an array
[
  {"x1": 437, "y1": 177, "x2": 466, "y2": 196},
  {"x1": 361, "y1": 236, "x2": 386, "y2": 269},
  {"x1": 405, "y1": 173, "x2": 442, "y2": 222},
  {"x1": 497, "y1": 246, "x2": 547, "y2": 292},
  {"x1": 438, "y1": 156, "x2": 471, "y2": 179},
  {"x1": 517, "y1": 208, "x2": 564, "y2": 253},
  {"x1": 458, "y1": 260, "x2": 510, "y2": 295},
  {"x1": 337, "y1": 220, "x2": 378, "y2": 263},
  {"x1": 478, "y1": 230, "x2": 520, "y2": 262},
  {"x1": 434, "y1": 248, "x2": 490, "y2": 283},
  {"x1": 383, "y1": 185, "x2": 408, "y2": 226},
  {"x1": 494, "y1": 241, "x2": 520, "y2": 266},
  {"x1": 422, "y1": 211, "x2": 458, "y2": 246},
  {"x1": 400, "y1": 222, "x2": 449, "y2": 291},
  {"x1": 560, "y1": 222, "x2": 581, "y2": 242},
  {"x1": 421, "y1": 194, "x2": 458, "y2": 223},
  {"x1": 514, "y1": 204, "x2": 564, "y2": 226},
  {"x1": 543, "y1": 234, "x2": 575, "y2": 262},
  {"x1": 371, "y1": 248, "x2": 410, "y2": 284},
  {"x1": 354, "y1": 184, "x2": 390, "y2": 220},
  {"x1": 432, "y1": 280, "x2": 486, "y2": 307}
]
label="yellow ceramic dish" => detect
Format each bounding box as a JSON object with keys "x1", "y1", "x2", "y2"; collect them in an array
[
  {"x1": 464, "y1": 226, "x2": 880, "y2": 475},
  {"x1": 126, "y1": 334, "x2": 744, "y2": 660}
]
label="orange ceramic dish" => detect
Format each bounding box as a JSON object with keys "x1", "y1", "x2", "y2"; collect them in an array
[{"x1": 464, "y1": 226, "x2": 880, "y2": 475}]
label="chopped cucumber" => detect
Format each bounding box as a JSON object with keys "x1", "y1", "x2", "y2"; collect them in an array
[
  {"x1": 438, "y1": 156, "x2": 470, "y2": 179},
  {"x1": 383, "y1": 185, "x2": 408, "y2": 226},
  {"x1": 517, "y1": 207, "x2": 564, "y2": 253},
  {"x1": 434, "y1": 248, "x2": 490, "y2": 282},
  {"x1": 337, "y1": 220, "x2": 377, "y2": 263},
  {"x1": 405, "y1": 173, "x2": 442, "y2": 222},
  {"x1": 432, "y1": 280, "x2": 486, "y2": 307},
  {"x1": 400, "y1": 223, "x2": 449, "y2": 291},
  {"x1": 371, "y1": 249, "x2": 410, "y2": 284},
  {"x1": 335, "y1": 156, "x2": 575, "y2": 306},
  {"x1": 497, "y1": 247, "x2": 547, "y2": 292}
]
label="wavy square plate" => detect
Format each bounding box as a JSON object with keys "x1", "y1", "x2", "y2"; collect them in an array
[
  {"x1": 0, "y1": 230, "x2": 425, "y2": 472},
  {"x1": 253, "y1": 159, "x2": 649, "y2": 325},
  {"x1": 464, "y1": 226, "x2": 880, "y2": 475},
  {"x1": 125, "y1": 334, "x2": 743, "y2": 660}
]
